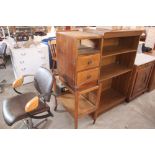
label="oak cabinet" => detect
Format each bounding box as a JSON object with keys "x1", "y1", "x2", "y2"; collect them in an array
[
  {"x1": 57, "y1": 30, "x2": 142, "y2": 128},
  {"x1": 127, "y1": 54, "x2": 155, "y2": 101},
  {"x1": 144, "y1": 50, "x2": 155, "y2": 91},
  {"x1": 149, "y1": 65, "x2": 155, "y2": 91}
]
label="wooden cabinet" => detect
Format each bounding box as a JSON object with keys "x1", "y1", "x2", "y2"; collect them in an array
[
  {"x1": 57, "y1": 31, "x2": 102, "y2": 128},
  {"x1": 149, "y1": 65, "x2": 155, "y2": 91},
  {"x1": 57, "y1": 30, "x2": 142, "y2": 128},
  {"x1": 57, "y1": 31, "x2": 102, "y2": 89},
  {"x1": 127, "y1": 54, "x2": 155, "y2": 101},
  {"x1": 144, "y1": 50, "x2": 155, "y2": 91},
  {"x1": 132, "y1": 64, "x2": 153, "y2": 94}
]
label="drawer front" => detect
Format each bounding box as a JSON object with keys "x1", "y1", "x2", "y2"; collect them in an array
[
  {"x1": 77, "y1": 54, "x2": 100, "y2": 71},
  {"x1": 77, "y1": 68, "x2": 99, "y2": 86}
]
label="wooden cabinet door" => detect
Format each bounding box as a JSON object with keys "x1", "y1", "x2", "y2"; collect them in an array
[
  {"x1": 132, "y1": 63, "x2": 153, "y2": 96},
  {"x1": 148, "y1": 65, "x2": 155, "y2": 91}
]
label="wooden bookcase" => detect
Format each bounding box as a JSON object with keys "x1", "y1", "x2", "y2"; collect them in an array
[{"x1": 56, "y1": 30, "x2": 143, "y2": 128}]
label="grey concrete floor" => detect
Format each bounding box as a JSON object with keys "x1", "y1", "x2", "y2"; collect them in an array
[{"x1": 0, "y1": 58, "x2": 155, "y2": 129}]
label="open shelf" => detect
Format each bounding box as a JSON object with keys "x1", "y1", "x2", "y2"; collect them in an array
[
  {"x1": 97, "y1": 88, "x2": 126, "y2": 115},
  {"x1": 78, "y1": 46, "x2": 100, "y2": 55},
  {"x1": 100, "y1": 63, "x2": 132, "y2": 81},
  {"x1": 77, "y1": 38, "x2": 101, "y2": 55},
  {"x1": 102, "y1": 48, "x2": 136, "y2": 58},
  {"x1": 58, "y1": 93, "x2": 96, "y2": 117}
]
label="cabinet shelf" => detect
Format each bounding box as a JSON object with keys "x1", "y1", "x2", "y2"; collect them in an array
[
  {"x1": 102, "y1": 48, "x2": 136, "y2": 58},
  {"x1": 100, "y1": 63, "x2": 132, "y2": 81},
  {"x1": 58, "y1": 93, "x2": 96, "y2": 117},
  {"x1": 97, "y1": 88, "x2": 125, "y2": 115},
  {"x1": 78, "y1": 46, "x2": 100, "y2": 55}
]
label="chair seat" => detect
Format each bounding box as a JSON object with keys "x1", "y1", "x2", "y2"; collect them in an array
[{"x1": 2, "y1": 92, "x2": 50, "y2": 126}]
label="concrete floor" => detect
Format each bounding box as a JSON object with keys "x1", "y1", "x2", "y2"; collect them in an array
[{"x1": 0, "y1": 58, "x2": 155, "y2": 129}]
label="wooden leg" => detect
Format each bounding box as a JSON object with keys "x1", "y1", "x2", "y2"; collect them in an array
[
  {"x1": 53, "y1": 78, "x2": 57, "y2": 94},
  {"x1": 74, "y1": 91, "x2": 79, "y2": 129},
  {"x1": 93, "y1": 83, "x2": 102, "y2": 124},
  {"x1": 54, "y1": 94, "x2": 58, "y2": 111},
  {"x1": 52, "y1": 60, "x2": 55, "y2": 72}
]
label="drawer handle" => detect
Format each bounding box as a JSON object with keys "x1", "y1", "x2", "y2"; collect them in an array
[
  {"x1": 87, "y1": 60, "x2": 93, "y2": 65},
  {"x1": 87, "y1": 75, "x2": 91, "y2": 79}
]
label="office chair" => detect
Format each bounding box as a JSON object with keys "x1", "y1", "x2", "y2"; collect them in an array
[
  {"x1": 0, "y1": 42, "x2": 7, "y2": 93},
  {"x1": 2, "y1": 67, "x2": 58, "y2": 129}
]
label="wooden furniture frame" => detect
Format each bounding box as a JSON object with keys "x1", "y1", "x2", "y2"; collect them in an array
[
  {"x1": 57, "y1": 30, "x2": 142, "y2": 128},
  {"x1": 144, "y1": 50, "x2": 155, "y2": 91},
  {"x1": 127, "y1": 61, "x2": 155, "y2": 101}
]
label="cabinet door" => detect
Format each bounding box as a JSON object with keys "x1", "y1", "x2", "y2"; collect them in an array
[
  {"x1": 132, "y1": 63, "x2": 153, "y2": 96},
  {"x1": 148, "y1": 65, "x2": 155, "y2": 91}
]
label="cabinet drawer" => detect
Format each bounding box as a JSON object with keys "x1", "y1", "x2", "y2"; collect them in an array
[
  {"x1": 77, "y1": 68, "x2": 99, "y2": 86},
  {"x1": 77, "y1": 54, "x2": 100, "y2": 71}
]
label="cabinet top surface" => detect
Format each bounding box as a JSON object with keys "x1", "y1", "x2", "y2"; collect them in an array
[
  {"x1": 84, "y1": 28, "x2": 143, "y2": 37},
  {"x1": 57, "y1": 31, "x2": 102, "y2": 39},
  {"x1": 135, "y1": 53, "x2": 155, "y2": 66},
  {"x1": 11, "y1": 43, "x2": 48, "y2": 53}
]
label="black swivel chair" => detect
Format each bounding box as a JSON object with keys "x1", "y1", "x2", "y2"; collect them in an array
[{"x1": 2, "y1": 67, "x2": 58, "y2": 129}]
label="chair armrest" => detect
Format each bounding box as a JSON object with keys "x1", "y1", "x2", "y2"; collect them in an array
[
  {"x1": 25, "y1": 96, "x2": 39, "y2": 113},
  {"x1": 12, "y1": 74, "x2": 34, "y2": 94},
  {"x1": 12, "y1": 76, "x2": 24, "y2": 88}
]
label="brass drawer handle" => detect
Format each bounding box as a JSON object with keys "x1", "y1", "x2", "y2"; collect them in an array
[
  {"x1": 87, "y1": 75, "x2": 91, "y2": 79},
  {"x1": 87, "y1": 60, "x2": 93, "y2": 65}
]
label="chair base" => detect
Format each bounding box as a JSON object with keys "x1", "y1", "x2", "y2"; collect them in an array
[
  {"x1": 22, "y1": 110, "x2": 54, "y2": 129},
  {"x1": 23, "y1": 118, "x2": 48, "y2": 129}
]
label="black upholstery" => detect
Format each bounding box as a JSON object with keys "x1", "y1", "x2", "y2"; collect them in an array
[
  {"x1": 34, "y1": 67, "x2": 54, "y2": 102},
  {"x1": 2, "y1": 67, "x2": 54, "y2": 127}
]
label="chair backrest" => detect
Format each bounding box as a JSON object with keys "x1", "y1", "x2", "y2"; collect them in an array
[
  {"x1": 0, "y1": 43, "x2": 7, "y2": 56},
  {"x1": 48, "y1": 40, "x2": 56, "y2": 59},
  {"x1": 34, "y1": 67, "x2": 54, "y2": 102}
]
